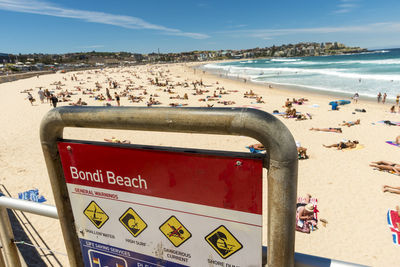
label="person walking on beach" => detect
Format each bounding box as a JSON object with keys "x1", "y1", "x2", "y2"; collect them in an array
[
  {"x1": 44, "y1": 89, "x2": 50, "y2": 103},
  {"x1": 50, "y1": 94, "x2": 58, "y2": 108},
  {"x1": 353, "y1": 92, "x2": 359, "y2": 103},
  {"x1": 38, "y1": 88, "x2": 45, "y2": 104},
  {"x1": 383, "y1": 93, "x2": 387, "y2": 104},
  {"x1": 106, "y1": 88, "x2": 112, "y2": 101},
  {"x1": 377, "y1": 92, "x2": 382, "y2": 103},
  {"x1": 396, "y1": 95, "x2": 400, "y2": 106},
  {"x1": 27, "y1": 92, "x2": 34, "y2": 105},
  {"x1": 114, "y1": 92, "x2": 120, "y2": 106}
]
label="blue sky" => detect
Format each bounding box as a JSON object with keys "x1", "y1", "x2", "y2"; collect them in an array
[{"x1": 1, "y1": 0, "x2": 400, "y2": 54}]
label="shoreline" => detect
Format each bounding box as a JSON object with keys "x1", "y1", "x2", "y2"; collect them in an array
[
  {"x1": 192, "y1": 62, "x2": 395, "y2": 109},
  {"x1": 196, "y1": 59, "x2": 399, "y2": 105}
]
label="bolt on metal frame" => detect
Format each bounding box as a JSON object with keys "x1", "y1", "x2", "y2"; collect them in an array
[{"x1": 40, "y1": 106, "x2": 298, "y2": 267}]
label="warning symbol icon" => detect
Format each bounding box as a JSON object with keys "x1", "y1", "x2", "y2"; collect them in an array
[
  {"x1": 159, "y1": 216, "x2": 192, "y2": 247},
  {"x1": 83, "y1": 201, "x2": 109, "y2": 229},
  {"x1": 119, "y1": 208, "x2": 147, "y2": 238},
  {"x1": 205, "y1": 225, "x2": 243, "y2": 259}
]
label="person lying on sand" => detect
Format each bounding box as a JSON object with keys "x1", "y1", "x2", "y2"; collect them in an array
[
  {"x1": 323, "y1": 140, "x2": 359, "y2": 150},
  {"x1": 218, "y1": 101, "x2": 235, "y2": 105},
  {"x1": 104, "y1": 137, "x2": 131, "y2": 144},
  {"x1": 295, "y1": 114, "x2": 308, "y2": 121},
  {"x1": 292, "y1": 98, "x2": 308, "y2": 105},
  {"x1": 370, "y1": 161, "x2": 400, "y2": 175},
  {"x1": 170, "y1": 95, "x2": 184, "y2": 100},
  {"x1": 169, "y1": 103, "x2": 188, "y2": 107},
  {"x1": 244, "y1": 90, "x2": 255, "y2": 97},
  {"x1": 20, "y1": 89, "x2": 33, "y2": 93},
  {"x1": 248, "y1": 144, "x2": 265, "y2": 151},
  {"x1": 383, "y1": 185, "x2": 400, "y2": 194},
  {"x1": 310, "y1": 127, "x2": 342, "y2": 133},
  {"x1": 340, "y1": 119, "x2": 360, "y2": 127},
  {"x1": 70, "y1": 98, "x2": 82, "y2": 106}
]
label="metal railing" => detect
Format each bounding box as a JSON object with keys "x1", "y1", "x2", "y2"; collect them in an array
[
  {"x1": 0, "y1": 196, "x2": 367, "y2": 266},
  {"x1": 40, "y1": 106, "x2": 298, "y2": 267}
]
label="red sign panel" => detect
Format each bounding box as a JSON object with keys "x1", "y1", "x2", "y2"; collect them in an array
[{"x1": 58, "y1": 142, "x2": 263, "y2": 214}]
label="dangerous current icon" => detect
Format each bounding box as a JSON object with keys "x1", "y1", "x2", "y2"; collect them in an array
[
  {"x1": 83, "y1": 201, "x2": 109, "y2": 229},
  {"x1": 205, "y1": 225, "x2": 243, "y2": 259},
  {"x1": 159, "y1": 216, "x2": 192, "y2": 247},
  {"x1": 119, "y1": 208, "x2": 147, "y2": 238}
]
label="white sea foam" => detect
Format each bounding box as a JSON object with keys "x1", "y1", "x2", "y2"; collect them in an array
[
  {"x1": 333, "y1": 59, "x2": 400, "y2": 65},
  {"x1": 239, "y1": 60, "x2": 254, "y2": 64},
  {"x1": 203, "y1": 51, "x2": 400, "y2": 99},
  {"x1": 251, "y1": 79, "x2": 383, "y2": 99},
  {"x1": 204, "y1": 63, "x2": 400, "y2": 81},
  {"x1": 270, "y1": 58, "x2": 301, "y2": 62},
  {"x1": 272, "y1": 58, "x2": 400, "y2": 65},
  {"x1": 361, "y1": 50, "x2": 390, "y2": 54},
  {"x1": 260, "y1": 67, "x2": 400, "y2": 81}
]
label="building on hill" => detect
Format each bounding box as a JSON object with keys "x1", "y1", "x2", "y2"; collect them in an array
[{"x1": 0, "y1": 53, "x2": 10, "y2": 63}]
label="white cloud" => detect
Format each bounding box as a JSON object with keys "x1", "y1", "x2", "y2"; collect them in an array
[
  {"x1": 0, "y1": 0, "x2": 209, "y2": 39},
  {"x1": 334, "y1": 0, "x2": 360, "y2": 14},
  {"x1": 334, "y1": 8, "x2": 352, "y2": 14}
]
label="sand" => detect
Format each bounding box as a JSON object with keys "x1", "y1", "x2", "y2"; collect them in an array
[{"x1": 0, "y1": 63, "x2": 400, "y2": 266}]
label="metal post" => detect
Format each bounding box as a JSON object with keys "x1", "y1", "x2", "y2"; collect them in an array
[
  {"x1": 40, "y1": 106, "x2": 298, "y2": 267},
  {"x1": 0, "y1": 249, "x2": 5, "y2": 267},
  {"x1": 0, "y1": 207, "x2": 22, "y2": 267}
]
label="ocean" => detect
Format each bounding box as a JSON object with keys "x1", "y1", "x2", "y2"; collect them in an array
[{"x1": 202, "y1": 48, "x2": 400, "y2": 100}]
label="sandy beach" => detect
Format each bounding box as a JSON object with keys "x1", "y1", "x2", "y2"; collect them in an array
[{"x1": 0, "y1": 62, "x2": 399, "y2": 266}]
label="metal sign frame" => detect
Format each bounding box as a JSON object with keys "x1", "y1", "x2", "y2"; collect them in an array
[{"x1": 40, "y1": 106, "x2": 298, "y2": 267}]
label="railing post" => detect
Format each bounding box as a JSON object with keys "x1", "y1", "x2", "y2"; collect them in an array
[
  {"x1": 40, "y1": 106, "x2": 298, "y2": 267},
  {"x1": 0, "y1": 207, "x2": 22, "y2": 267}
]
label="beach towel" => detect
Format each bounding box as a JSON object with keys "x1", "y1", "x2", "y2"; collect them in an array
[
  {"x1": 18, "y1": 189, "x2": 46, "y2": 203},
  {"x1": 372, "y1": 168, "x2": 400, "y2": 176},
  {"x1": 387, "y1": 209, "x2": 400, "y2": 245},
  {"x1": 386, "y1": 141, "x2": 400, "y2": 147},
  {"x1": 342, "y1": 144, "x2": 365, "y2": 151},
  {"x1": 329, "y1": 100, "x2": 351, "y2": 105},
  {"x1": 246, "y1": 146, "x2": 265, "y2": 154},
  {"x1": 273, "y1": 112, "x2": 301, "y2": 116}
]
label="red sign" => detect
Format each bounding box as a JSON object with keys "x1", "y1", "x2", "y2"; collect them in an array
[{"x1": 58, "y1": 142, "x2": 263, "y2": 214}]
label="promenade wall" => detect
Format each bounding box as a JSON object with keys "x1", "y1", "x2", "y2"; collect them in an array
[{"x1": 0, "y1": 71, "x2": 54, "y2": 84}]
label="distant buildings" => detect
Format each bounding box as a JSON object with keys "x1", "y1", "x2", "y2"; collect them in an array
[
  {"x1": 0, "y1": 42, "x2": 367, "y2": 75},
  {"x1": 0, "y1": 53, "x2": 10, "y2": 63}
]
